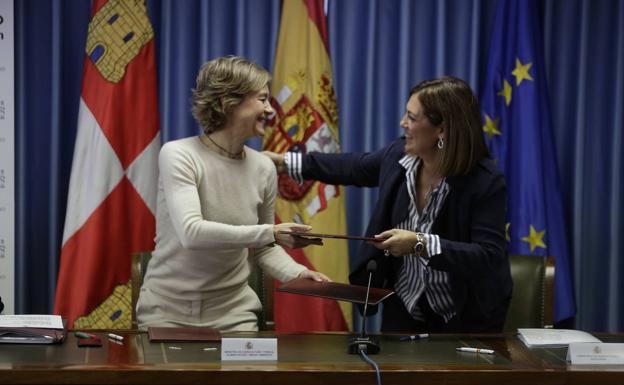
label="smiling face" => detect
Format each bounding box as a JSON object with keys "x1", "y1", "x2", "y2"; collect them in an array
[
  {"x1": 227, "y1": 85, "x2": 274, "y2": 139},
  {"x1": 191, "y1": 56, "x2": 272, "y2": 135},
  {"x1": 400, "y1": 93, "x2": 443, "y2": 158}
]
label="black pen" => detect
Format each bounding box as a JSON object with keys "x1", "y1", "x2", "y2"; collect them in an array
[{"x1": 400, "y1": 333, "x2": 429, "y2": 341}]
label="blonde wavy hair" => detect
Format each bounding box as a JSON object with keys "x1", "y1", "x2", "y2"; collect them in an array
[{"x1": 191, "y1": 56, "x2": 270, "y2": 134}]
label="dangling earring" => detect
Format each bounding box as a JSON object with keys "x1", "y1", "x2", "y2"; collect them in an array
[{"x1": 437, "y1": 137, "x2": 444, "y2": 149}]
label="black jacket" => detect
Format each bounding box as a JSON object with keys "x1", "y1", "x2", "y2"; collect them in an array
[{"x1": 301, "y1": 138, "x2": 512, "y2": 332}]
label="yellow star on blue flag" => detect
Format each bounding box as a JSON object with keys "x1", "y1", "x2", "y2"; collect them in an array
[
  {"x1": 521, "y1": 225, "x2": 547, "y2": 252},
  {"x1": 482, "y1": 114, "x2": 502, "y2": 139},
  {"x1": 511, "y1": 57, "x2": 534, "y2": 86},
  {"x1": 480, "y1": 0, "x2": 576, "y2": 322},
  {"x1": 497, "y1": 79, "x2": 513, "y2": 106}
]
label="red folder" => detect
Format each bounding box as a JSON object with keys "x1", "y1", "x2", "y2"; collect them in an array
[
  {"x1": 147, "y1": 327, "x2": 221, "y2": 342},
  {"x1": 278, "y1": 278, "x2": 394, "y2": 305},
  {"x1": 278, "y1": 231, "x2": 383, "y2": 242}
]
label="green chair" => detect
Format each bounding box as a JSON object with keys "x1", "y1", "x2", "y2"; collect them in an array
[
  {"x1": 131, "y1": 251, "x2": 274, "y2": 330},
  {"x1": 503, "y1": 255, "x2": 555, "y2": 332}
]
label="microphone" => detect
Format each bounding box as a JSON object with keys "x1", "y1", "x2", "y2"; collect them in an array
[{"x1": 348, "y1": 259, "x2": 380, "y2": 354}]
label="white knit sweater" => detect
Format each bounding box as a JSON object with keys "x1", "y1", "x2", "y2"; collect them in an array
[{"x1": 141, "y1": 136, "x2": 306, "y2": 328}]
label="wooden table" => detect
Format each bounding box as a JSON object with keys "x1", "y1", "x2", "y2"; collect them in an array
[{"x1": 0, "y1": 331, "x2": 622, "y2": 385}]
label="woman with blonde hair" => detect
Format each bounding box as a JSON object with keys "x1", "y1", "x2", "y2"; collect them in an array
[{"x1": 137, "y1": 56, "x2": 327, "y2": 332}]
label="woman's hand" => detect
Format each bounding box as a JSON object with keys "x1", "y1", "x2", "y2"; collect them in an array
[
  {"x1": 262, "y1": 151, "x2": 286, "y2": 173},
  {"x1": 371, "y1": 229, "x2": 418, "y2": 257},
  {"x1": 297, "y1": 269, "x2": 331, "y2": 282},
  {"x1": 273, "y1": 223, "x2": 323, "y2": 248}
]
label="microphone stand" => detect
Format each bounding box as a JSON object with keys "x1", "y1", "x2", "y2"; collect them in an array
[{"x1": 348, "y1": 264, "x2": 380, "y2": 354}]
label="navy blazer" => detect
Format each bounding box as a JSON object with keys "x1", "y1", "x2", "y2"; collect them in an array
[{"x1": 301, "y1": 138, "x2": 512, "y2": 332}]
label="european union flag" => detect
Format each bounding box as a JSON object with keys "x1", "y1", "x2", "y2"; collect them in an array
[{"x1": 480, "y1": 0, "x2": 576, "y2": 323}]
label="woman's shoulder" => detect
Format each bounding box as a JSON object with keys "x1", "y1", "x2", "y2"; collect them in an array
[
  {"x1": 160, "y1": 136, "x2": 202, "y2": 157},
  {"x1": 245, "y1": 147, "x2": 274, "y2": 169},
  {"x1": 158, "y1": 137, "x2": 205, "y2": 172},
  {"x1": 160, "y1": 136, "x2": 198, "y2": 151},
  {"x1": 372, "y1": 137, "x2": 406, "y2": 165},
  {"x1": 470, "y1": 157, "x2": 506, "y2": 189},
  {"x1": 387, "y1": 137, "x2": 407, "y2": 155},
  {"x1": 476, "y1": 157, "x2": 502, "y2": 176},
  {"x1": 241, "y1": 147, "x2": 277, "y2": 182},
  {"x1": 448, "y1": 157, "x2": 505, "y2": 193}
]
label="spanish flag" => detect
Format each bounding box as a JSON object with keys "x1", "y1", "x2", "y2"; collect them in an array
[{"x1": 263, "y1": 0, "x2": 351, "y2": 331}]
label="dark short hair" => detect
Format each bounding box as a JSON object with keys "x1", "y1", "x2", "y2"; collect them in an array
[
  {"x1": 191, "y1": 56, "x2": 270, "y2": 134},
  {"x1": 410, "y1": 76, "x2": 489, "y2": 176}
]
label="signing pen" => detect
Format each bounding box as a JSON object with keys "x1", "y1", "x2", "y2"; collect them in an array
[
  {"x1": 107, "y1": 333, "x2": 124, "y2": 341},
  {"x1": 456, "y1": 347, "x2": 495, "y2": 354},
  {"x1": 400, "y1": 333, "x2": 430, "y2": 341}
]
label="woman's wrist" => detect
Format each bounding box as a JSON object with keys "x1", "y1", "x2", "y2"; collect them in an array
[{"x1": 414, "y1": 232, "x2": 428, "y2": 259}]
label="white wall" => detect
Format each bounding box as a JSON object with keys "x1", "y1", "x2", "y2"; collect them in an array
[{"x1": 0, "y1": 0, "x2": 15, "y2": 314}]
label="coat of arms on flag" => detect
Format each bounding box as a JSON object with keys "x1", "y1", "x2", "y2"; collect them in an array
[
  {"x1": 268, "y1": 71, "x2": 341, "y2": 222},
  {"x1": 263, "y1": 0, "x2": 351, "y2": 332}
]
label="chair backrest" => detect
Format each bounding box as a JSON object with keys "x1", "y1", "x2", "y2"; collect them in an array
[
  {"x1": 247, "y1": 259, "x2": 275, "y2": 330},
  {"x1": 130, "y1": 251, "x2": 274, "y2": 330},
  {"x1": 131, "y1": 251, "x2": 153, "y2": 329},
  {"x1": 503, "y1": 255, "x2": 555, "y2": 332}
]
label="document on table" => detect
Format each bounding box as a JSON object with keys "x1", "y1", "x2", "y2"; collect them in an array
[
  {"x1": 517, "y1": 328, "x2": 601, "y2": 348},
  {"x1": 0, "y1": 315, "x2": 66, "y2": 344},
  {"x1": 0, "y1": 314, "x2": 64, "y2": 329}
]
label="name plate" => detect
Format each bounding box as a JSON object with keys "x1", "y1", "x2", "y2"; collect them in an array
[
  {"x1": 221, "y1": 338, "x2": 277, "y2": 361},
  {"x1": 567, "y1": 343, "x2": 624, "y2": 365}
]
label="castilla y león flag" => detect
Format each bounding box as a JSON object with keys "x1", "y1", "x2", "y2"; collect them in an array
[
  {"x1": 263, "y1": 0, "x2": 351, "y2": 331},
  {"x1": 54, "y1": 0, "x2": 159, "y2": 329}
]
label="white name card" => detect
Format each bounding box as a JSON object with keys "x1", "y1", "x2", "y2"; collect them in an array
[
  {"x1": 567, "y1": 343, "x2": 624, "y2": 365},
  {"x1": 221, "y1": 338, "x2": 278, "y2": 361}
]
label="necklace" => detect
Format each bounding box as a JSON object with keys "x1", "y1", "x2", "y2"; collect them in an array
[
  {"x1": 201, "y1": 135, "x2": 245, "y2": 159},
  {"x1": 423, "y1": 184, "x2": 435, "y2": 203},
  {"x1": 420, "y1": 177, "x2": 441, "y2": 207}
]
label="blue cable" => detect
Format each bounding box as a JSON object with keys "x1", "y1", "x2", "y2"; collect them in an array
[{"x1": 359, "y1": 350, "x2": 382, "y2": 385}]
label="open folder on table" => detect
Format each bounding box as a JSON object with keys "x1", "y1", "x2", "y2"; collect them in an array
[
  {"x1": 0, "y1": 315, "x2": 66, "y2": 344},
  {"x1": 278, "y1": 277, "x2": 394, "y2": 305}
]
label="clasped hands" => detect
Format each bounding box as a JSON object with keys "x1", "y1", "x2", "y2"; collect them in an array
[{"x1": 370, "y1": 228, "x2": 420, "y2": 257}]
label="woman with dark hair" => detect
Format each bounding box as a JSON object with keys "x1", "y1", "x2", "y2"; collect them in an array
[
  {"x1": 265, "y1": 76, "x2": 512, "y2": 332},
  {"x1": 136, "y1": 56, "x2": 328, "y2": 332}
]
